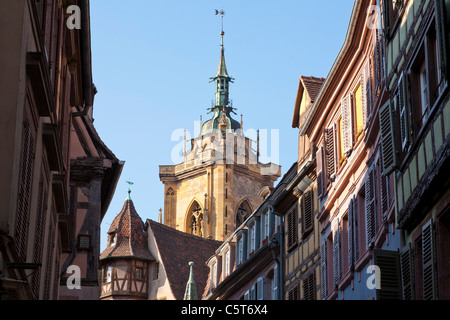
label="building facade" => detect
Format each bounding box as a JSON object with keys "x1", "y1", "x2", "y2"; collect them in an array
[
  {"x1": 159, "y1": 30, "x2": 280, "y2": 242},
  {"x1": 300, "y1": 0, "x2": 402, "y2": 300},
  {"x1": 0, "y1": 0, "x2": 122, "y2": 300},
  {"x1": 380, "y1": 0, "x2": 450, "y2": 299},
  {"x1": 99, "y1": 191, "x2": 222, "y2": 300},
  {"x1": 203, "y1": 168, "x2": 286, "y2": 300},
  {"x1": 273, "y1": 76, "x2": 326, "y2": 301}
]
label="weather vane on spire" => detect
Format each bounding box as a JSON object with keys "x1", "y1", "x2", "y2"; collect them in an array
[
  {"x1": 215, "y1": 9, "x2": 225, "y2": 34},
  {"x1": 126, "y1": 180, "x2": 134, "y2": 200}
]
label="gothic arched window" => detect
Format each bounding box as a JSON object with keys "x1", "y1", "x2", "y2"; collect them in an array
[
  {"x1": 236, "y1": 200, "x2": 252, "y2": 229},
  {"x1": 187, "y1": 201, "x2": 204, "y2": 237}
]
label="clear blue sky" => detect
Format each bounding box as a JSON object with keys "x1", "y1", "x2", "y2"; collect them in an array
[{"x1": 90, "y1": 1, "x2": 355, "y2": 249}]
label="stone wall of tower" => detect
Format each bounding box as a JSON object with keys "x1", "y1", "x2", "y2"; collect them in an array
[{"x1": 161, "y1": 161, "x2": 278, "y2": 242}]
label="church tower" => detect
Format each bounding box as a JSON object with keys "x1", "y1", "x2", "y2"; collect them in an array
[{"x1": 159, "y1": 20, "x2": 280, "y2": 241}]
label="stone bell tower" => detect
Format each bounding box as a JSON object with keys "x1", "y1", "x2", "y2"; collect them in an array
[{"x1": 159, "y1": 20, "x2": 280, "y2": 241}]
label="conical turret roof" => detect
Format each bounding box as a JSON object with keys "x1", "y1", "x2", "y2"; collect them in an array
[{"x1": 100, "y1": 193, "x2": 154, "y2": 262}]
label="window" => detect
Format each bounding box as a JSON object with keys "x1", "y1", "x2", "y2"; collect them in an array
[
  {"x1": 104, "y1": 266, "x2": 112, "y2": 283},
  {"x1": 237, "y1": 237, "x2": 244, "y2": 265},
  {"x1": 224, "y1": 250, "x2": 231, "y2": 277},
  {"x1": 383, "y1": 0, "x2": 403, "y2": 38},
  {"x1": 263, "y1": 211, "x2": 270, "y2": 241},
  {"x1": 211, "y1": 261, "x2": 217, "y2": 289},
  {"x1": 257, "y1": 277, "x2": 265, "y2": 300},
  {"x1": 354, "y1": 83, "x2": 364, "y2": 138},
  {"x1": 109, "y1": 233, "x2": 116, "y2": 247},
  {"x1": 271, "y1": 265, "x2": 279, "y2": 300},
  {"x1": 409, "y1": 21, "x2": 441, "y2": 134},
  {"x1": 152, "y1": 262, "x2": 160, "y2": 280},
  {"x1": 135, "y1": 267, "x2": 144, "y2": 281},
  {"x1": 78, "y1": 235, "x2": 91, "y2": 250},
  {"x1": 250, "y1": 224, "x2": 256, "y2": 253}
]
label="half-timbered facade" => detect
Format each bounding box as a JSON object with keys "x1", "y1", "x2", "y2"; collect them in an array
[
  {"x1": 379, "y1": 0, "x2": 450, "y2": 299},
  {"x1": 277, "y1": 76, "x2": 325, "y2": 301},
  {"x1": 99, "y1": 192, "x2": 154, "y2": 300}
]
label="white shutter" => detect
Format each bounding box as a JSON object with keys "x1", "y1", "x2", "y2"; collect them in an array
[
  {"x1": 341, "y1": 94, "x2": 353, "y2": 155},
  {"x1": 316, "y1": 145, "x2": 325, "y2": 198},
  {"x1": 272, "y1": 264, "x2": 279, "y2": 300},
  {"x1": 365, "y1": 166, "x2": 377, "y2": 249},
  {"x1": 257, "y1": 277, "x2": 265, "y2": 300},
  {"x1": 333, "y1": 219, "x2": 342, "y2": 286}
]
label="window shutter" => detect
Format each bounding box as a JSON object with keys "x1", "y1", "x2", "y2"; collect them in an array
[
  {"x1": 379, "y1": 153, "x2": 390, "y2": 219},
  {"x1": 303, "y1": 272, "x2": 316, "y2": 300},
  {"x1": 351, "y1": 197, "x2": 359, "y2": 264},
  {"x1": 422, "y1": 220, "x2": 437, "y2": 300},
  {"x1": 361, "y1": 59, "x2": 372, "y2": 128},
  {"x1": 288, "y1": 284, "x2": 299, "y2": 300},
  {"x1": 320, "y1": 239, "x2": 327, "y2": 300},
  {"x1": 400, "y1": 243, "x2": 415, "y2": 300},
  {"x1": 435, "y1": 0, "x2": 450, "y2": 81},
  {"x1": 348, "y1": 198, "x2": 355, "y2": 269},
  {"x1": 15, "y1": 116, "x2": 36, "y2": 262},
  {"x1": 373, "y1": 249, "x2": 402, "y2": 300},
  {"x1": 379, "y1": 100, "x2": 398, "y2": 175},
  {"x1": 301, "y1": 189, "x2": 314, "y2": 237},
  {"x1": 316, "y1": 145, "x2": 325, "y2": 199},
  {"x1": 341, "y1": 95, "x2": 353, "y2": 155},
  {"x1": 244, "y1": 290, "x2": 250, "y2": 300},
  {"x1": 365, "y1": 166, "x2": 377, "y2": 249},
  {"x1": 325, "y1": 126, "x2": 336, "y2": 179},
  {"x1": 373, "y1": 28, "x2": 383, "y2": 95},
  {"x1": 398, "y1": 72, "x2": 411, "y2": 152},
  {"x1": 333, "y1": 220, "x2": 342, "y2": 286},
  {"x1": 287, "y1": 207, "x2": 298, "y2": 251}
]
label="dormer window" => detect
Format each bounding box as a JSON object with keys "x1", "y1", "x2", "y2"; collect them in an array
[
  {"x1": 109, "y1": 233, "x2": 116, "y2": 247},
  {"x1": 224, "y1": 250, "x2": 231, "y2": 277}
]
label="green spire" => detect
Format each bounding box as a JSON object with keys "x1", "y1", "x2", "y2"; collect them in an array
[{"x1": 183, "y1": 261, "x2": 198, "y2": 300}]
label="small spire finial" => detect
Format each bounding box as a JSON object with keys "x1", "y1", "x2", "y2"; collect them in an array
[{"x1": 184, "y1": 261, "x2": 198, "y2": 300}]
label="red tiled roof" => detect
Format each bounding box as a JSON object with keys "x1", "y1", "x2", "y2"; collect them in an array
[
  {"x1": 147, "y1": 220, "x2": 222, "y2": 300},
  {"x1": 292, "y1": 75, "x2": 325, "y2": 128},
  {"x1": 100, "y1": 200, "x2": 154, "y2": 262},
  {"x1": 300, "y1": 75, "x2": 325, "y2": 102}
]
